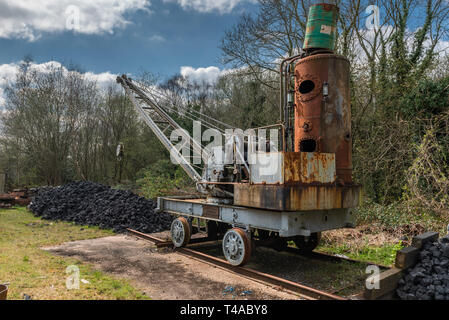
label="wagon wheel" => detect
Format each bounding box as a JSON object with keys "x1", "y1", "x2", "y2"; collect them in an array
[
  {"x1": 222, "y1": 228, "x2": 252, "y2": 266},
  {"x1": 293, "y1": 232, "x2": 322, "y2": 253},
  {"x1": 170, "y1": 217, "x2": 191, "y2": 248}
]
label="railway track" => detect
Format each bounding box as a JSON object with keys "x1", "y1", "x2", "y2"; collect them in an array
[
  {"x1": 127, "y1": 228, "x2": 388, "y2": 269},
  {"x1": 127, "y1": 228, "x2": 348, "y2": 300}
]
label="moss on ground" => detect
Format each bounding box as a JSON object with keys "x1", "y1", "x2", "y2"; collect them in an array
[{"x1": 317, "y1": 242, "x2": 404, "y2": 267}]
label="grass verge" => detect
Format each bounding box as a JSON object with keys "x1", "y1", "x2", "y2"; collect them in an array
[
  {"x1": 317, "y1": 241, "x2": 404, "y2": 267},
  {"x1": 0, "y1": 207, "x2": 149, "y2": 300},
  {"x1": 315, "y1": 199, "x2": 448, "y2": 267}
]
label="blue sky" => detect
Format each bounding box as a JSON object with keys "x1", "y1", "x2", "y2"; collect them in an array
[
  {"x1": 0, "y1": 0, "x2": 257, "y2": 83},
  {"x1": 1, "y1": 0, "x2": 447, "y2": 107}
]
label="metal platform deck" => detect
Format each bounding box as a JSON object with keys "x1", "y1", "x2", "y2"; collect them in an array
[{"x1": 157, "y1": 196, "x2": 355, "y2": 237}]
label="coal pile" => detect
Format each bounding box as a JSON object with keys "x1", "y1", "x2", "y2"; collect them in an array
[
  {"x1": 397, "y1": 239, "x2": 449, "y2": 300},
  {"x1": 29, "y1": 181, "x2": 173, "y2": 233}
]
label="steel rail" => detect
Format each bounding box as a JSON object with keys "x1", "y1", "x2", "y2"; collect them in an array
[
  {"x1": 126, "y1": 229, "x2": 346, "y2": 300},
  {"x1": 127, "y1": 229, "x2": 389, "y2": 270},
  {"x1": 126, "y1": 229, "x2": 174, "y2": 248},
  {"x1": 126, "y1": 229, "x2": 220, "y2": 248}
]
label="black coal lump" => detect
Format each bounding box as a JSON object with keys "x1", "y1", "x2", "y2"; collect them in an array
[
  {"x1": 29, "y1": 181, "x2": 174, "y2": 233},
  {"x1": 397, "y1": 240, "x2": 449, "y2": 300}
]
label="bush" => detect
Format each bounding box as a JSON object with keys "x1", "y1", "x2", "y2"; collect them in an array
[
  {"x1": 355, "y1": 199, "x2": 410, "y2": 228},
  {"x1": 137, "y1": 160, "x2": 192, "y2": 199},
  {"x1": 399, "y1": 77, "x2": 449, "y2": 119},
  {"x1": 354, "y1": 198, "x2": 445, "y2": 236},
  {"x1": 405, "y1": 114, "x2": 449, "y2": 216}
]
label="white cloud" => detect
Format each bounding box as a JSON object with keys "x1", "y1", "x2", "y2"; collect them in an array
[
  {"x1": 0, "y1": 60, "x2": 118, "y2": 107},
  {"x1": 148, "y1": 34, "x2": 166, "y2": 42},
  {"x1": 84, "y1": 71, "x2": 118, "y2": 90},
  {"x1": 180, "y1": 66, "x2": 228, "y2": 84},
  {"x1": 0, "y1": 0, "x2": 151, "y2": 41},
  {"x1": 0, "y1": 63, "x2": 19, "y2": 107},
  {"x1": 165, "y1": 0, "x2": 255, "y2": 14},
  {"x1": 0, "y1": 63, "x2": 18, "y2": 88}
]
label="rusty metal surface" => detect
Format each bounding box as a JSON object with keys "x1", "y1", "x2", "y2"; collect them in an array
[
  {"x1": 303, "y1": 3, "x2": 338, "y2": 51},
  {"x1": 202, "y1": 205, "x2": 220, "y2": 219},
  {"x1": 0, "y1": 194, "x2": 15, "y2": 200},
  {"x1": 0, "y1": 284, "x2": 8, "y2": 300},
  {"x1": 126, "y1": 229, "x2": 173, "y2": 248},
  {"x1": 284, "y1": 152, "x2": 336, "y2": 184},
  {"x1": 294, "y1": 53, "x2": 353, "y2": 183},
  {"x1": 127, "y1": 229, "x2": 221, "y2": 248},
  {"x1": 0, "y1": 192, "x2": 31, "y2": 207},
  {"x1": 233, "y1": 183, "x2": 360, "y2": 211},
  {"x1": 249, "y1": 151, "x2": 336, "y2": 185}
]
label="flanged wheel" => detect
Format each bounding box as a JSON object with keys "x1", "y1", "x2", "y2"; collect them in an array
[
  {"x1": 293, "y1": 232, "x2": 321, "y2": 253},
  {"x1": 222, "y1": 228, "x2": 252, "y2": 266},
  {"x1": 171, "y1": 217, "x2": 191, "y2": 248}
]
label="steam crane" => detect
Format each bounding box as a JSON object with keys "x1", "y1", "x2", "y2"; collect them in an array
[{"x1": 117, "y1": 3, "x2": 361, "y2": 266}]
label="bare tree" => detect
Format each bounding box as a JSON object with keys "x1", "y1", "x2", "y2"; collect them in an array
[{"x1": 2, "y1": 62, "x2": 85, "y2": 185}]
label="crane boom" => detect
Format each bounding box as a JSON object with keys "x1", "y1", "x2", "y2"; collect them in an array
[{"x1": 116, "y1": 74, "x2": 205, "y2": 184}]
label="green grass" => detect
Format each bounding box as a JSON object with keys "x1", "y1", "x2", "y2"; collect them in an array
[
  {"x1": 0, "y1": 207, "x2": 149, "y2": 300},
  {"x1": 317, "y1": 241, "x2": 404, "y2": 267}
]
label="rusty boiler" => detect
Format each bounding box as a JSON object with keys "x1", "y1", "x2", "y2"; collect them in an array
[
  {"x1": 294, "y1": 54, "x2": 352, "y2": 184},
  {"x1": 232, "y1": 3, "x2": 360, "y2": 213}
]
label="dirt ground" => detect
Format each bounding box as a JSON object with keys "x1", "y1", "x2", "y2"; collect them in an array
[{"x1": 43, "y1": 235, "x2": 302, "y2": 300}]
